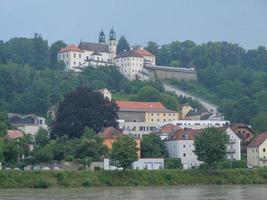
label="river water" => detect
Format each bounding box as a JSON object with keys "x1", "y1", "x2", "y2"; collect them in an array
[{"x1": 0, "y1": 185, "x2": 266, "y2": 200}]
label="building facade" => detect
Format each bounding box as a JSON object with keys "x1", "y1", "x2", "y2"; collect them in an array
[
  {"x1": 247, "y1": 133, "x2": 267, "y2": 168},
  {"x1": 8, "y1": 113, "x2": 47, "y2": 135},
  {"x1": 58, "y1": 28, "x2": 117, "y2": 72},
  {"x1": 116, "y1": 101, "x2": 179, "y2": 123}
]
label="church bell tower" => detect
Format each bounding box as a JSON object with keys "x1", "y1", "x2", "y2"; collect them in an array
[{"x1": 109, "y1": 27, "x2": 117, "y2": 60}]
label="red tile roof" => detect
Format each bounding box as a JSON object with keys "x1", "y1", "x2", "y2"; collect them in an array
[
  {"x1": 6, "y1": 130, "x2": 24, "y2": 139},
  {"x1": 168, "y1": 128, "x2": 203, "y2": 141},
  {"x1": 160, "y1": 123, "x2": 182, "y2": 133},
  {"x1": 135, "y1": 48, "x2": 154, "y2": 57},
  {"x1": 59, "y1": 44, "x2": 83, "y2": 53},
  {"x1": 97, "y1": 127, "x2": 124, "y2": 139},
  {"x1": 116, "y1": 101, "x2": 166, "y2": 111},
  {"x1": 248, "y1": 133, "x2": 267, "y2": 147}
]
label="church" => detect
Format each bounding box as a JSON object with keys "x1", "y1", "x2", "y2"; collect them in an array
[{"x1": 58, "y1": 28, "x2": 117, "y2": 72}]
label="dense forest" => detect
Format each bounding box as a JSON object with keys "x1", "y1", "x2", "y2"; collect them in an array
[{"x1": 1, "y1": 34, "x2": 267, "y2": 132}]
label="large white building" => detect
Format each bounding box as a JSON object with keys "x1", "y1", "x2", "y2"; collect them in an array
[{"x1": 58, "y1": 28, "x2": 117, "y2": 72}]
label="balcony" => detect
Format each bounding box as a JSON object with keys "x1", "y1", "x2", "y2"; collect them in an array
[{"x1": 226, "y1": 149, "x2": 236, "y2": 154}]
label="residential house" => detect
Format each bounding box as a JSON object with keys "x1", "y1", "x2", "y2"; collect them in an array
[
  {"x1": 6, "y1": 130, "x2": 24, "y2": 139},
  {"x1": 116, "y1": 101, "x2": 179, "y2": 123},
  {"x1": 230, "y1": 123, "x2": 255, "y2": 155},
  {"x1": 164, "y1": 128, "x2": 202, "y2": 169},
  {"x1": 8, "y1": 113, "x2": 47, "y2": 135},
  {"x1": 247, "y1": 133, "x2": 267, "y2": 167},
  {"x1": 134, "y1": 48, "x2": 156, "y2": 66},
  {"x1": 153, "y1": 123, "x2": 182, "y2": 140},
  {"x1": 97, "y1": 126, "x2": 141, "y2": 157},
  {"x1": 220, "y1": 126, "x2": 241, "y2": 161}
]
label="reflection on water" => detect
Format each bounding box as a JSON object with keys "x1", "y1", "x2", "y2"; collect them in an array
[{"x1": 0, "y1": 185, "x2": 266, "y2": 200}]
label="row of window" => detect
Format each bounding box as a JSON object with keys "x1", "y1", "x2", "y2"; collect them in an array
[
  {"x1": 151, "y1": 113, "x2": 176, "y2": 117},
  {"x1": 59, "y1": 53, "x2": 82, "y2": 59}
]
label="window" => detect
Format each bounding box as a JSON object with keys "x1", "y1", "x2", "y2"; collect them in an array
[
  {"x1": 183, "y1": 144, "x2": 186, "y2": 148},
  {"x1": 74, "y1": 62, "x2": 76, "y2": 65},
  {"x1": 63, "y1": 54, "x2": 65, "y2": 59},
  {"x1": 79, "y1": 54, "x2": 81, "y2": 58},
  {"x1": 183, "y1": 153, "x2": 186, "y2": 157},
  {"x1": 73, "y1": 53, "x2": 76, "y2": 58},
  {"x1": 151, "y1": 113, "x2": 153, "y2": 116},
  {"x1": 58, "y1": 55, "x2": 60, "y2": 59},
  {"x1": 264, "y1": 148, "x2": 266, "y2": 152}
]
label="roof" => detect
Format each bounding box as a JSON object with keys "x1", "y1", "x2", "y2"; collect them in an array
[
  {"x1": 248, "y1": 133, "x2": 267, "y2": 147},
  {"x1": 134, "y1": 48, "x2": 154, "y2": 57},
  {"x1": 160, "y1": 123, "x2": 182, "y2": 133},
  {"x1": 167, "y1": 128, "x2": 202, "y2": 141},
  {"x1": 6, "y1": 130, "x2": 24, "y2": 139},
  {"x1": 91, "y1": 51, "x2": 102, "y2": 56},
  {"x1": 230, "y1": 123, "x2": 255, "y2": 133},
  {"x1": 115, "y1": 50, "x2": 143, "y2": 58},
  {"x1": 78, "y1": 42, "x2": 109, "y2": 53},
  {"x1": 116, "y1": 101, "x2": 174, "y2": 112},
  {"x1": 59, "y1": 44, "x2": 83, "y2": 53},
  {"x1": 97, "y1": 127, "x2": 124, "y2": 139},
  {"x1": 8, "y1": 113, "x2": 39, "y2": 120}
]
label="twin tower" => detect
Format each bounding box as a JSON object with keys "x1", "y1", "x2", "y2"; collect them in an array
[{"x1": 99, "y1": 27, "x2": 117, "y2": 58}]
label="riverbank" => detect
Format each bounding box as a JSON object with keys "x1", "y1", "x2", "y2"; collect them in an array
[{"x1": 0, "y1": 168, "x2": 267, "y2": 188}]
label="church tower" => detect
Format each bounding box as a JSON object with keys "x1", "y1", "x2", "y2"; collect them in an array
[
  {"x1": 99, "y1": 29, "x2": 106, "y2": 43},
  {"x1": 109, "y1": 27, "x2": 117, "y2": 60}
]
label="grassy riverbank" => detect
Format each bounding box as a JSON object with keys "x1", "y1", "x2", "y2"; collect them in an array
[{"x1": 1, "y1": 168, "x2": 267, "y2": 188}]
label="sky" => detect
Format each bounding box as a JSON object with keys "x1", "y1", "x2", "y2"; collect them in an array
[{"x1": 0, "y1": 0, "x2": 267, "y2": 49}]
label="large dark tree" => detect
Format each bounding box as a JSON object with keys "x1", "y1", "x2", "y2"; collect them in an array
[
  {"x1": 117, "y1": 36, "x2": 130, "y2": 54},
  {"x1": 51, "y1": 87, "x2": 118, "y2": 138},
  {"x1": 49, "y1": 40, "x2": 66, "y2": 69},
  {"x1": 141, "y1": 135, "x2": 168, "y2": 158}
]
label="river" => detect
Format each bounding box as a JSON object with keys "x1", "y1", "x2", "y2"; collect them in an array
[{"x1": 0, "y1": 185, "x2": 266, "y2": 200}]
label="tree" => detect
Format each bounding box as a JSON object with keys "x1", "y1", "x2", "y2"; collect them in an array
[
  {"x1": 117, "y1": 36, "x2": 130, "y2": 54},
  {"x1": 141, "y1": 135, "x2": 168, "y2": 158},
  {"x1": 49, "y1": 40, "x2": 66, "y2": 69},
  {"x1": 0, "y1": 113, "x2": 9, "y2": 137},
  {"x1": 160, "y1": 93, "x2": 179, "y2": 111},
  {"x1": 136, "y1": 85, "x2": 161, "y2": 102},
  {"x1": 75, "y1": 127, "x2": 108, "y2": 161},
  {"x1": 35, "y1": 128, "x2": 49, "y2": 147},
  {"x1": 110, "y1": 136, "x2": 138, "y2": 170},
  {"x1": 51, "y1": 86, "x2": 118, "y2": 138},
  {"x1": 194, "y1": 127, "x2": 229, "y2": 172},
  {"x1": 165, "y1": 158, "x2": 183, "y2": 169}
]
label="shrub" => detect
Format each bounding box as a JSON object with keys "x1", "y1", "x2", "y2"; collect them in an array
[
  {"x1": 33, "y1": 179, "x2": 50, "y2": 188},
  {"x1": 165, "y1": 158, "x2": 183, "y2": 169},
  {"x1": 82, "y1": 179, "x2": 92, "y2": 187}
]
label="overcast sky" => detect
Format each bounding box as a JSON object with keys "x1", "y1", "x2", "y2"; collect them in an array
[{"x1": 0, "y1": 0, "x2": 266, "y2": 49}]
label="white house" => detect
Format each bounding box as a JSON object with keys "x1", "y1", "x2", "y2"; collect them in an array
[
  {"x1": 104, "y1": 158, "x2": 164, "y2": 170},
  {"x1": 58, "y1": 28, "x2": 117, "y2": 72},
  {"x1": 115, "y1": 50, "x2": 144, "y2": 80},
  {"x1": 164, "y1": 128, "x2": 202, "y2": 169},
  {"x1": 223, "y1": 126, "x2": 241, "y2": 161}
]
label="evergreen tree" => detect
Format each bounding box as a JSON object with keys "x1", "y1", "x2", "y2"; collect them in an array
[{"x1": 117, "y1": 36, "x2": 130, "y2": 54}]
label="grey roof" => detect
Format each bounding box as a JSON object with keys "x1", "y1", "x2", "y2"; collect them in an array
[
  {"x1": 78, "y1": 42, "x2": 109, "y2": 53},
  {"x1": 115, "y1": 50, "x2": 143, "y2": 58},
  {"x1": 8, "y1": 113, "x2": 41, "y2": 120}
]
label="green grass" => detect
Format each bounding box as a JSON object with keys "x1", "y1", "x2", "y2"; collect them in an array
[{"x1": 0, "y1": 168, "x2": 267, "y2": 188}]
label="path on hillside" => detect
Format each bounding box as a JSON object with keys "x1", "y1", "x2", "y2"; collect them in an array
[{"x1": 162, "y1": 82, "x2": 223, "y2": 119}]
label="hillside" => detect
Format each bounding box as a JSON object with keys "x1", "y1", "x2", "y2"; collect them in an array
[
  {"x1": 147, "y1": 40, "x2": 267, "y2": 133},
  {"x1": 1, "y1": 35, "x2": 267, "y2": 132}
]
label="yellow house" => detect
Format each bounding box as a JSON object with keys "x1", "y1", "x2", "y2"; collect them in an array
[
  {"x1": 247, "y1": 133, "x2": 267, "y2": 167},
  {"x1": 179, "y1": 104, "x2": 193, "y2": 119},
  {"x1": 97, "y1": 127, "x2": 141, "y2": 158}
]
